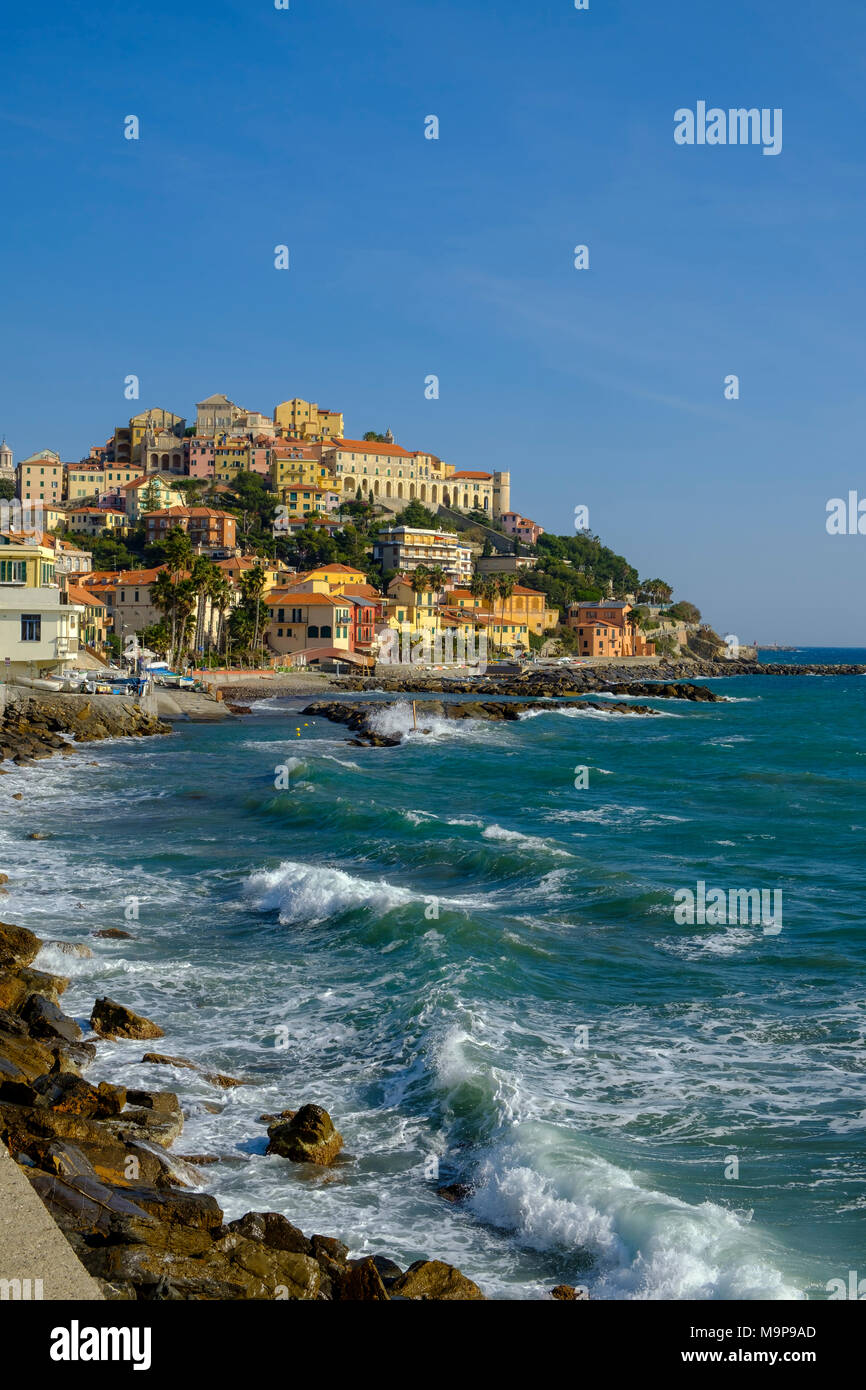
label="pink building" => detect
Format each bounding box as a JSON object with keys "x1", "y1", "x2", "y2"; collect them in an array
[
  {"x1": 501, "y1": 511, "x2": 544, "y2": 545},
  {"x1": 250, "y1": 444, "x2": 272, "y2": 479},
  {"x1": 189, "y1": 438, "x2": 215, "y2": 478}
]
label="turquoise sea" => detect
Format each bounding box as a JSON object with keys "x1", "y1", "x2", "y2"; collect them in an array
[{"x1": 2, "y1": 648, "x2": 864, "y2": 1299}]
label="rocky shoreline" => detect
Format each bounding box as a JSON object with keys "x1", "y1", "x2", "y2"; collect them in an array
[
  {"x1": 0, "y1": 696, "x2": 170, "y2": 770},
  {"x1": 0, "y1": 921, "x2": 583, "y2": 1300}
]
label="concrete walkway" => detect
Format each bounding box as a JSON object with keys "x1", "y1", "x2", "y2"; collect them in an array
[{"x1": 0, "y1": 1143, "x2": 103, "y2": 1300}]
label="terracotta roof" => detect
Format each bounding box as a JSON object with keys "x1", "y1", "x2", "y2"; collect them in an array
[
  {"x1": 70, "y1": 507, "x2": 126, "y2": 516},
  {"x1": 67, "y1": 583, "x2": 105, "y2": 607},
  {"x1": 265, "y1": 591, "x2": 344, "y2": 608},
  {"x1": 123, "y1": 475, "x2": 169, "y2": 491},
  {"x1": 448, "y1": 471, "x2": 493, "y2": 480},
  {"x1": 331, "y1": 438, "x2": 411, "y2": 458},
  {"x1": 339, "y1": 584, "x2": 381, "y2": 598},
  {"x1": 145, "y1": 506, "x2": 235, "y2": 519},
  {"x1": 307, "y1": 564, "x2": 364, "y2": 575}
]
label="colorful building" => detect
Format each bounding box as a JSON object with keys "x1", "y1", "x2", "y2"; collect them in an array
[
  {"x1": 501, "y1": 511, "x2": 544, "y2": 545},
  {"x1": 373, "y1": 526, "x2": 473, "y2": 583},
  {"x1": 265, "y1": 590, "x2": 353, "y2": 661},
  {"x1": 566, "y1": 600, "x2": 656, "y2": 658},
  {"x1": 17, "y1": 450, "x2": 64, "y2": 504},
  {"x1": 66, "y1": 507, "x2": 128, "y2": 537},
  {"x1": 123, "y1": 474, "x2": 186, "y2": 522},
  {"x1": 143, "y1": 506, "x2": 237, "y2": 553},
  {"x1": 0, "y1": 538, "x2": 84, "y2": 676},
  {"x1": 273, "y1": 398, "x2": 344, "y2": 441}
]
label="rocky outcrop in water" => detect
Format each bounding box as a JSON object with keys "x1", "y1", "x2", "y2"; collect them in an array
[
  {"x1": 0, "y1": 922, "x2": 495, "y2": 1300},
  {"x1": 0, "y1": 696, "x2": 169, "y2": 769},
  {"x1": 302, "y1": 697, "x2": 659, "y2": 745}
]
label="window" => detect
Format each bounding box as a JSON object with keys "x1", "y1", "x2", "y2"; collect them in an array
[
  {"x1": 320, "y1": 625, "x2": 332, "y2": 638},
  {"x1": 21, "y1": 614, "x2": 41, "y2": 641},
  {"x1": 0, "y1": 561, "x2": 26, "y2": 583},
  {"x1": 308, "y1": 625, "x2": 319, "y2": 638}
]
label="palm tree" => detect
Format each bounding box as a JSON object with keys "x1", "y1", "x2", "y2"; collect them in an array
[
  {"x1": 240, "y1": 562, "x2": 268, "y2": 666},
  {"x1": 426, "y1": 564, "x2": 446, "y2": 651},
  {"x1": 497, "y1": 572, "x2": 516, "y2": 658},
  {"x1": 483, "y1": 577, "x2": 498, "y2": 657},
  {"x1": 189, "y1": 556, "x2": 215, "y2": 667},
  {"x1": 150, "y1": 570, "x2": 178, "y2": 666},
  {"x1": 209, "y1": 571, "x2": 234, "y2": 664}
]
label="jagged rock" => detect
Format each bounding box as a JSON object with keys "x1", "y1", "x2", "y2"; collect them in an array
[
  {"x1": 93, "y1": 929, "x2": 133, "y2": 940},
  {"x1": 19, "y1": 994, "x2": 82, "y2": 1044},
  {"x1": 0, "y1": 1103, "x2": 182, "y2": 1187},
  {"x1": 0, "y1": 969, "x2": 27, "y2": 1012},
  {"x1": 259, "y1": 1109, "x2": 295, "y2": 1126},
  {"x1": 90, "y1": 996, "x2": 164, "y2": 1040},
  {"x1": 26, "y1": 1071, "x2": 123, "y2": 1117},
  {"x1": 225, "y1": 1211, "x2": 312, "y2": 1256},
  {"x1": 266, "y1": 1104, "x2": 343, "y2": 1166},
  {"x1": 337, "y1": 1256, "x2": 390, "y2": 1300},
  {"x1": 50, "y1": 1040, "x2": 97, "y2": 1075},
  {"x1": 551, "y1": 1283, "x2": 589, "y2": 1300},
  {"x1": 103, "y1": 1097, "x2": 183, "y2": 1150},
  {"x1": 389, "y1": 1259, "x2": 486, "y2": 1301},
  {"x1": 43, "y1": 940, "x2": 93, "y2": 959},
  {"x1": 0, "y1": 920, "x2": 41, "y2": 970},
  {"x1": 18, "y1": 967, "x2": 69, "y2": 1005},
  {"x1": 0, "y1": 1009, "x2": 56, "y2": 1081}
]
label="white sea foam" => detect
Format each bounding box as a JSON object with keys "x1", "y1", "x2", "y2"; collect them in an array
[
  {"x1": 367, "y1": 703, "x2": 499, "y2": 743},
  {"x1": 482, "y1": 824, "x2": 571, "y2": 857},
  {"x1": 432, "y1": 1025, "x2": 803, "y2": 1300},
  {"x1": 245, "y1": 860, "x2": 416, "y2": 924}
]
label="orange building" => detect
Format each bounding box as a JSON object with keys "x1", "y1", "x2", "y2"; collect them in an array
[
  {"x1": 568, "y1": 600, "x2": 655, "y2": 658},
  {"x1": 144, "y1": 506, "x2": 237, "y2": 553}
]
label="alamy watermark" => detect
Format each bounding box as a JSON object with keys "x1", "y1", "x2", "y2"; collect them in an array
[
  {"x1": 674, "y1": 104, "x2": 782, "y2": 157},
  {"x1": 378, "y1": 625, "x2": 487, "y2": 673},
  {"x1": 674, "y1": 880, "x2": 782, "y2": 933},
  {"x1": 826, "y1": 492, "x2": 866, "y2": 535},
  {"x1": 0, "y1": 500, "x2": 43, "y2": 538}
]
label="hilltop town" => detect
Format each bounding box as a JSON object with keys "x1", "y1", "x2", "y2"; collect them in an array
[{"x1": 0, "y1": 393, "x2": 718, "y2": 679}]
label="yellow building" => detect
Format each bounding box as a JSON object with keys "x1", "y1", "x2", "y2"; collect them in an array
[
  {"x1": 287, "y1": 563, "x2": 368, "y2": 595},
  {"x1": 271, "y1": 445, "x2": 331, "y2": 491},
  {"x1": 103, "y1": 463, "x2": 144, "y2": 492},
  {"x1": 265, "y1": 590, "x2": 353, "y2": 658},
  {"x1": 274, "y1": 399, "x2": 344, "y2": 441},
  {"x1": 66, "y1": 462, "x2": 106, "y2": 501},
  {"x1": 385, "y1": 578, "x2": 440, "y2": 635},
  {"x1": 0, "y1": 538, "x2": 84, "y2": 676},
  {"x1": 0, "y1": 537, "x2": 58, "y2": 588},
  {"x1": 67, "y1": 583, "x2": 108, "y2": 653},
  {"x1": 213, "y1": 556, "x2": 292, "y2": 595},
  {"x1": 277, "y1": 483, "x2": 339, "y2": 518},
  {"x1": 445, "y1": 584, "x2": 558, "y2": 637},
  {"x1": 214, "y1": 440, "x2": 251, "y2": 482},
  {"x1": 67, "y1": 507, "x2": 128, "y2": 537}
]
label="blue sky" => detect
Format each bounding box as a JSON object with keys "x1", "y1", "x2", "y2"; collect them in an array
[{"x1": 2, "y1": 0, "x2": 865, "y2": 644}]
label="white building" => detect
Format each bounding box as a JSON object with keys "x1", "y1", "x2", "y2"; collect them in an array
[{"x1": 372, "y1": 526, "x2": 473, "y2": 583}]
